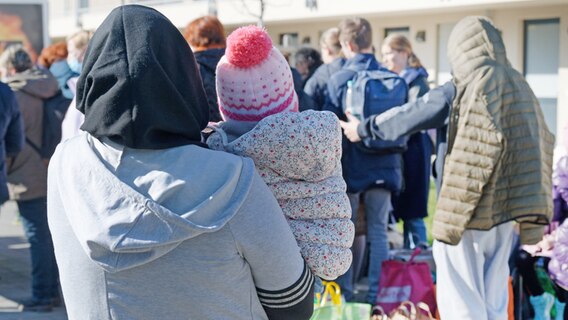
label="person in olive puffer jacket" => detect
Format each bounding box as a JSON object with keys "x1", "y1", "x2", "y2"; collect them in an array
[{"x1": 340, "y1": 16, "x2": 554, "y2": 319}]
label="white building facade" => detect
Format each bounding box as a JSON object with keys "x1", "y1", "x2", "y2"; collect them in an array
[{"x1": 48, "y1": 0, "x2": 568, "y2": 143}]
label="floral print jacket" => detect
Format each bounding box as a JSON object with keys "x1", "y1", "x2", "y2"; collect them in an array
[
  {"x1": 207, "y1": 110, "x2": 354, "y2": 280},
  {"x1": 550, "y1": 155, "x2": 568, "y2": 290}
]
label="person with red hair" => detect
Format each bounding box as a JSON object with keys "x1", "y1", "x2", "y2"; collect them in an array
[
  {"x1": 38, "y1": 41, "x2": 77, "y2": 99},
  {"x1": 37, "y1": 42, "x2": 67, "y2": 69},
  {"x1": 183, "y1": 15, "x2": 226, "y2": 122}
]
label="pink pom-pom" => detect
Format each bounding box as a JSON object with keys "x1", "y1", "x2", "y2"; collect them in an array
[{"x1": 226, "y1": 25, "x2": 273, "y2": 68}]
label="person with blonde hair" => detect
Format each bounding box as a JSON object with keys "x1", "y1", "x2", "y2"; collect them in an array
[
  {"x1": 66, "y1": 30, "x2": 93, "y2": 76},
  {"x1": 381, "y1": 33, "x2": 432, "y2": 249},
  {"x1": 60, "y1": 30, "x2": 93, "y2": 141},
  {"x1": 304, "y1": 27, "x2": 345, "y2": 110}
]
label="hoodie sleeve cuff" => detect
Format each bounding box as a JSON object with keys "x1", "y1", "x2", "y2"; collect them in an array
[
  {"x1": 441, "y1": 81, "x2": 456, "y2": 105},
  {"x1": 256, "y1": 263, "x2": 315, "y2": 320}
]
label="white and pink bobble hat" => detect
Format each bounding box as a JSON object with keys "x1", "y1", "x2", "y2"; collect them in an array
[{"x1": 216, "y1": 25, "x2": 299, "y2": 123}]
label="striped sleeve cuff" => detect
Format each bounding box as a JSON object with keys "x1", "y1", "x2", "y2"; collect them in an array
[{"x1": 256, "y1": 262, "x2": 314, "y2": 309}]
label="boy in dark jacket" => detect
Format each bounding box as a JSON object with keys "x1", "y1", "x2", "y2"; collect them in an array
[{"x1": 323, "y1": 17, "x2": 406, "y2": 304}]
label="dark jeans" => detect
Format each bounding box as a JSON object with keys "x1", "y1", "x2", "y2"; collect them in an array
[
  {"x1": 18, "y1": 197, "x2": 59, "y2": 303},
  {"x1": 335, "y1": 189, "x2": 391, "y2": 304},
  {"x1": 402, "y1": 218, "x2": 427, "y2": 249}
]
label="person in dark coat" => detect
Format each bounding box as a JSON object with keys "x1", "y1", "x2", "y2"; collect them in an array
[
  {"x1": 381, "y1": 34, "x2": 432, "y2": 248},
  {"x1": 0, "y1": 81, "x2": 24, "y2": 204},
  {"x1": 304, "y1": 27, "x2": 345, "y2": 111},
  {"x1": 0, "y1": 45, "x2": 60, "y2": 312},
  {"x1": 294, "y1": 47, "x2": 322, "y2": 89},
  {"x1": 291, "y1": 67, "x2": 316, "y2": 111},
  {"x1": 183, "y1": 15, "x2": 226, "y2": 122}
]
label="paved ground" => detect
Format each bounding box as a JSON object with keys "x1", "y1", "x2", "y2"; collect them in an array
[{"x1": 0, "y1": 201, "x2": 67, "y2": 320}]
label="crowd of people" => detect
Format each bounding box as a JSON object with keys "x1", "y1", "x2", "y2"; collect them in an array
[{"x1": 0, "y1": 3, "x2": 566, "y2": 320}]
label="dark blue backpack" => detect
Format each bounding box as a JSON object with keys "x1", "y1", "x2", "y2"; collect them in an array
[
  {"x1": 347, "y1": 67, "x2": 409, "y2": 154},
  {"x1": 26, "y1": 91, "x2": 71, "y2": 159}
]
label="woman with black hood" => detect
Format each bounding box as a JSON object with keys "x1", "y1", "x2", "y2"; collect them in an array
[{"x1": 47, "y1": 5, "x2": 314, "y2": 320}]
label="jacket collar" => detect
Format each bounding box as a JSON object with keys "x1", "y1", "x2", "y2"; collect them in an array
[
  {"x1": 343, "y1": 53, "x2": 380, "y2": 71},
  {"x1": 330, "y1": 57, "x2": 346, "y2": 69},
  {"x1": 400, "y1": 67, "x2": 429, "y2": 86}
]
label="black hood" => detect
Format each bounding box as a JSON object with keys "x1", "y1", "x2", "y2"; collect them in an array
[{"x1": 76, "y1": 5, "x2": 209, "y2": 149}]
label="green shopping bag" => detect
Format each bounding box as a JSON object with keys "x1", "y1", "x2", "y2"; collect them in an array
[
  {"x1": 310, "y1": 281, "x2": 372, "y2": 320},
  {"x1": 311, "y1": 302, "x2": 372, "y2": 320},
  {"x1": 311, "y1": 305, "x2": 343, "y2": 320},
  {"x1": 343, "y1": 303, "x2": 373, "y2": 320}
]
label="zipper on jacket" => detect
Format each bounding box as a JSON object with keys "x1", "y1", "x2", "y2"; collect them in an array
[
  {"x1": 446, "y1": 83, "x2": 464, "y2": 155},
  {"x1": 446, "y1": 107, "x2": 459, "y2": 155}
]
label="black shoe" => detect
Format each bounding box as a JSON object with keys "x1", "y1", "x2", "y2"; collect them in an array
[{"x1": 18, "y1": 299, "x2": 53, "y2": 312}]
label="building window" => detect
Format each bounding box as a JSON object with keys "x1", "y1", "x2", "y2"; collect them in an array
[
  {"x1": 78, "y1": 0, "x2": 89, "y2": 9},
  {"x1": 384, "y1": 27, "x2": 409, "y2": 39},
  {"x1": 279, "y1": 33, "x2": 298, "y2": 48},
  {"x1": 63, "y1": 0, "x2": 71, "y2": 14},
  {"x1": 436, "y1": 22, "x2": 455, "y2": 85},
  {"x1": 524, "y1": 18, "x2": 560, "y2": 136}
]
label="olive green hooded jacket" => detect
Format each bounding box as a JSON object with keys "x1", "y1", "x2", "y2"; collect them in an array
[{"x1": 433, "y1": 16, "x2": 555, "y2": 245}]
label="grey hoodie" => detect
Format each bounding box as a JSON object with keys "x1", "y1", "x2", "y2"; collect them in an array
[{"x1": 48, "y1": 133, "x2": 314, "y2": 319}]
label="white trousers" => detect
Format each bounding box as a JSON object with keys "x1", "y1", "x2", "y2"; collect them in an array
[{"x1": 433, "y1": 222, "x2": 514, "y2": 320}]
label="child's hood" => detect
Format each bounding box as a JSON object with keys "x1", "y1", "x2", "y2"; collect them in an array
[{"x1": 208, "y1": 110, "x2": 342, "y2": 182}]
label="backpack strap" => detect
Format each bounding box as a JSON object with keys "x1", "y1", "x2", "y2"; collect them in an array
[
  {"x1": 343, "y1": 64, "x2": 357, "y2": 73},
  {"x1": 25, "y1": 137, "x2": 42, "y2": 157},
  {"x1": 343, "y1": 58, "x2": 376, "y2": 73}
]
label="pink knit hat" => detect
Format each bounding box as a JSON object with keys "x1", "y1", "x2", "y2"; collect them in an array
[{"x1": 216, "y1": 25, "x2": 298, "y2": 122}]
